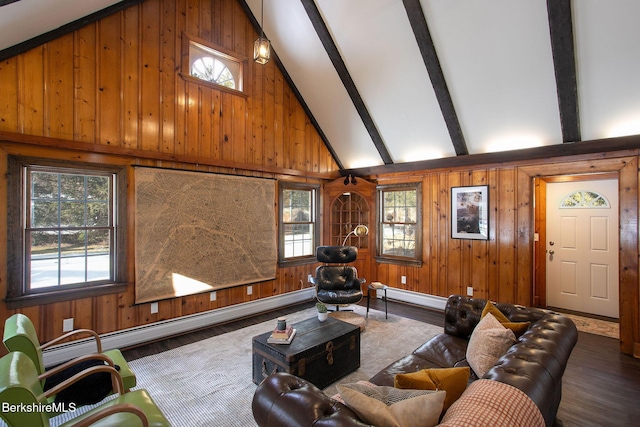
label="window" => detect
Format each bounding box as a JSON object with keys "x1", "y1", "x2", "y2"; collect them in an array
[
  {"x1": 6, "y1": 158, "x2": 127, "y2": 308},
  {"x1": 560, "y1": 190, "x2": 610, "y2": 208},
  {"x1": 279, "y1": 183, "x2": 319, "y2": 264},
  {"x1": 182, "y1": 34, "x2": 245, "y2": 94},
  {"x1": 377, "y1": 183, "x2": 422, "y2": 265}
]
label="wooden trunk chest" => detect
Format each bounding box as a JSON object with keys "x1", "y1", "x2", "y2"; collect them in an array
[{"x1": 252, "y1": 316, "x2": 361, "y2": 389}]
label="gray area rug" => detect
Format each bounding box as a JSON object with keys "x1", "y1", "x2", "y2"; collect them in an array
[{"x1": 49, "y1": 305, "x2": 441, "y2": 427}]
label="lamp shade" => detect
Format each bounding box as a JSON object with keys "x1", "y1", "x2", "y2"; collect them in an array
[{"x1": 254, "y1": 36, "x2": 271, "y2": 64}]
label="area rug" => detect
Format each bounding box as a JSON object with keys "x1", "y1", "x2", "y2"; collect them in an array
[
  {"x1": 563, "y1": 313, "x2": 619, "y2": 339},
  {"x1": 49, "y1": 305, "x2": 441, "y2": 427}
]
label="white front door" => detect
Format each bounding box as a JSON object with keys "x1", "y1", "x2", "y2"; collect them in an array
[{"x1": 546, "y1": 179, "x2": 619, "y2": 318}]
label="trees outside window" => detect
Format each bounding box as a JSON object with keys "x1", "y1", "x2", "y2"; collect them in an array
[
  {"x1": 377, "y1": 183, "x2": 422, "y2": 265},
  {"x1": 279, "y1": 183, "x2": 318, "y2": 264}
]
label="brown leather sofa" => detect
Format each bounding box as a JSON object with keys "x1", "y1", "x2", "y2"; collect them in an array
[{"x1": 252, "y1": 295, "x2": 578, "y2": 427}]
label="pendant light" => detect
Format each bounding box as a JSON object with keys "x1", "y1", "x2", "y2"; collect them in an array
[{"x1": 254, "y1": 0, "x2": 271, "y2": 64}]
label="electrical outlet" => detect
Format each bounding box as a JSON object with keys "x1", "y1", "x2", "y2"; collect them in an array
[
  {"x1": 401, "y1": 276, "x2": 406, "y2": 284},
  {"x1": 247, "y1": 285, "x2": 253, "y2": 295},
  {"x1": 467, "y1": 286, "x2": 474, "y2": 296},
  {"x1": 62, "y1": 318, "x2": 74, "y2": 332},
  {"x1": 210, "y1": 291, "x2": 217, "y2": 301},
  {"x1": 150, "y1": 302, "x2": 158, "y2": 314}
]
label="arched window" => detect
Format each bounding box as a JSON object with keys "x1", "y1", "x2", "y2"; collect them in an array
[
  {"x1": 185, "y1": 37, "x2": 244, "y2": 92},
  {"x1": 560, "y1": 190, "x2": 610, "y2": 208},
  {"x1": 191, "y1": 56, "x2": 236, "y2": 89}
]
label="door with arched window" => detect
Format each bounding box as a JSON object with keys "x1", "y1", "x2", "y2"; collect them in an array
[
  {"x1": 322, "y1": 177, "x2": 375, "y2": 287},
  {"x1": 546, "y1": 179, "x2": 619, "y2": 318}
]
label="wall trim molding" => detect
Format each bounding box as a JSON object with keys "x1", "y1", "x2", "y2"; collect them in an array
[
  {"x1": 43, "y1": 288, "x2": 315, "y2": 367},
  {"x1": 376, "y1": 287, "x2": 447, "y2": 311}
]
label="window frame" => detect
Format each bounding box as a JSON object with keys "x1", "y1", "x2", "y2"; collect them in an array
[
  {"x1": 180, "y1": 32, "x2": 248, "y2": 98},
  {"x1": 376, "y1": 182, "x2": 422, "y2": 266},
  {"x1": 6, "y1": 157, "x2": 128, "y2": 309},
  {"x1": 278, "y1": 182, "x2": 320, "y2": 266}
]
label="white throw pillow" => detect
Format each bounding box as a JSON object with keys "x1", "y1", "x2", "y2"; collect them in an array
[
  {"x1": 466, "y1": 313, "x2": 516, "y2": 377},
  {"x1": 337, "y1": 383, "x2": 445, "y2": 427}
]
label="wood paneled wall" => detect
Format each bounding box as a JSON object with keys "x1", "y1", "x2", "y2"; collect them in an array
[
  {"x1": 372, "y1": 152, "x2": 640, "y2": 355},
  {"x1": 0, "y1": 0, "x2": 339, "y2": 344}
]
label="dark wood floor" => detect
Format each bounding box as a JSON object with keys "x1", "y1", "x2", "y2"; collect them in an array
[{"x1": 122, "y1": 298, "x2": 640, "y2": 427}]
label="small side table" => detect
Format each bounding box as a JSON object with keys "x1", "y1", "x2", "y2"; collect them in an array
[{"x1": 366, "y1": 283, "x2": 388, "y2": 319}]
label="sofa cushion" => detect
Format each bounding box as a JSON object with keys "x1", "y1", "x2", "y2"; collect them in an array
[
  {"x1": 481, "y1": 302, "x2": 530, "y2": 337},
  {"x1": 466, "y1": 313, "x2": 515, "y2": 377},
  {"x1": 337, "y1": 383, "x2": 445, "y2": 427},
  {"x1": 439, "y1": 379, "x2": 545, "y2": 427},
  {"x1": 394, "y1": 367, "x2": 470, "y2": 411},
  {"x1": 412, "y1": 334, "x2": 469, "y2": 367}
]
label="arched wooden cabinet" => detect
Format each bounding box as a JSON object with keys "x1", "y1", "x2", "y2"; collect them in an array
[{"x1": 322, "y1": 177, "x2": 376, "y2": 287}]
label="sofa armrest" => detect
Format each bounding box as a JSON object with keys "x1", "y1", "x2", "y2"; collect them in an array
[{"x1": 252, "y1": 372, "x2": 369, "y2": 427}]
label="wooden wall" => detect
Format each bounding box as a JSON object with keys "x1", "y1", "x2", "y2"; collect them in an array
[
  {"x1": 371, "y1": 152, "x2": 640, "y2": 355},
  {"x1": 0, "y1": 0, "x2": 339, "y2": 344}
]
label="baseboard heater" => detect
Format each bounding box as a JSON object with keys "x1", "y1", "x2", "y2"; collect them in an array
[
  {"x1": 43, "y1": 287, "x2": 315, "y2": 367},
  {"x1": 374, "y1": 287, "x2": 447, "y2": 311}
]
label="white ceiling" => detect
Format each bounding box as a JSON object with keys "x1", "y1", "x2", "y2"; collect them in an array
[{"x1": 2, "y1": 0, "x2": 640, "y2": 171}]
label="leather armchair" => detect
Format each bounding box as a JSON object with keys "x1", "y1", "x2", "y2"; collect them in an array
[{"x1": 311, "y1": 246, "x2": 364, "y2": 308}]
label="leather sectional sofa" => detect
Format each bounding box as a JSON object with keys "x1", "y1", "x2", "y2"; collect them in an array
[{"x1": 252, "y1": 295, "x2": 578, "y2": 427}]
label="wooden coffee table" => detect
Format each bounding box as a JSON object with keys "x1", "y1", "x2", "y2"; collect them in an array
[{"x1": 252, "y1": 316, "x2": 361, "y2": 389}]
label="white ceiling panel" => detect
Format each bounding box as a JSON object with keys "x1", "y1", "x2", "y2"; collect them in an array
[
  {"x1": 574, "y1": 0, "x2": 640, "y2": 140},
  {"x1": 422, "y1": 0, "x2": 562, "y2": 154},
  {"x1": 0, "y1": 0, "x2": 121, "y2": 51},
  {"x1": 247, "y1": 0, "x2": 384, "y2": 169},
  {"x1": 1, "y1": 0, "x2": 639, "y2": 171},
  {"x1": 318, "y1": 0, "x2": 454, "y2": 163}
]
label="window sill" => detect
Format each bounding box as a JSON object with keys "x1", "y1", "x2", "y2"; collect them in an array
[
  {"x1": 375, "y1": 256, "x2": 423, "y2": 268},
  {"x1": 278, "y1": 257, "x2": 318, "y2": 268},
  {"x1": 4, "y1": 282, "x2": 129, "y2": 309},
  {"x1": 179, "y1": 73, "x2": 248, "y2": 98}
]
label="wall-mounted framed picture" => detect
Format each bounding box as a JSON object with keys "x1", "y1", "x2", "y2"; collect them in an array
[{"x1": 451, "y1": 185, "x2": 489, "y2": 240}]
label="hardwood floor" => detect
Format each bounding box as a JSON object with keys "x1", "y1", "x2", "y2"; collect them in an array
[{"x1": 122, "y1": 298, "x2": 640, "y2": 427}]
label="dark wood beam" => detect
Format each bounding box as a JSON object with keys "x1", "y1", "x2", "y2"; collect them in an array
[
  {"x1": 0, "y1": 0, "x2": 21, "y2": 7},
  {"x1": 402, "y1": 0, "x2": 468, "y2": 156},
  {"x1": 345, "y1": 135, "x2": 640, "y2": 177},
  {"x1": 0, "y1": 0, "x2": 145, "y2": 62},
  {"x1": 547, "y1": 0, "x2": 581, "y2": 143},
  {"x1": 300, "y1": 0, "x2": 394, "y2": 165},
  {"x1": 236, "y1": 0, "x2": 344, "y2": 170}
]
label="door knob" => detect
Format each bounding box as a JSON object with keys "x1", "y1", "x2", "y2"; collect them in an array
[
  {"x1": 549, "y1": 241, "x2": 555, "y2": 246},
  {"x1": 549, "y1": 250, "x2": 555, "y2": 255}
]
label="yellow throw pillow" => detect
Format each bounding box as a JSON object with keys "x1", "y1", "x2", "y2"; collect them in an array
[
  {"x1": 481, "y1": 301, "x2": 530, "y2": 337},
  {"x1": 394, "y1": 367, "x2": 470, "y2": 411}
]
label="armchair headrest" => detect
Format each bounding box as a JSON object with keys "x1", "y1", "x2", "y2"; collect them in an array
[{"x1": 316, "y1": 246, "x2": 357, "y2": 263}]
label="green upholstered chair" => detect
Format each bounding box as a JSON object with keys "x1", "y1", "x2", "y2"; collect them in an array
[
  {"x1": 3, "y1": 314, "x2": 136, "y2": 408},
  {"x1": 0, "y1": 351, "x2": 169, "y2": 427}
]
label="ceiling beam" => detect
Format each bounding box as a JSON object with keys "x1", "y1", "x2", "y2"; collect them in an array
[
  {"x1": 402, "y1": 0, "x2": 468, "y2": 156},
  {"x1": 547, "y1": 0, "x2": 581, "y2": 143},
  {"x1": 346, "y1": 135, "x2": 640, "y2": 177},
  {"x1": 237, "y1": 0, "x2": 344, "y2": 170},
  {"x1": 300, "y1": 0, "x2": 394, "y2": 165},
  {"x1": 0, "y1": 0, "x2": 21, "y2": 7}
]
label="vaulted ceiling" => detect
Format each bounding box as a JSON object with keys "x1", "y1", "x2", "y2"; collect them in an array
[{"x1": 2, "y1": 0, "x2": 640, "y2": 174}]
